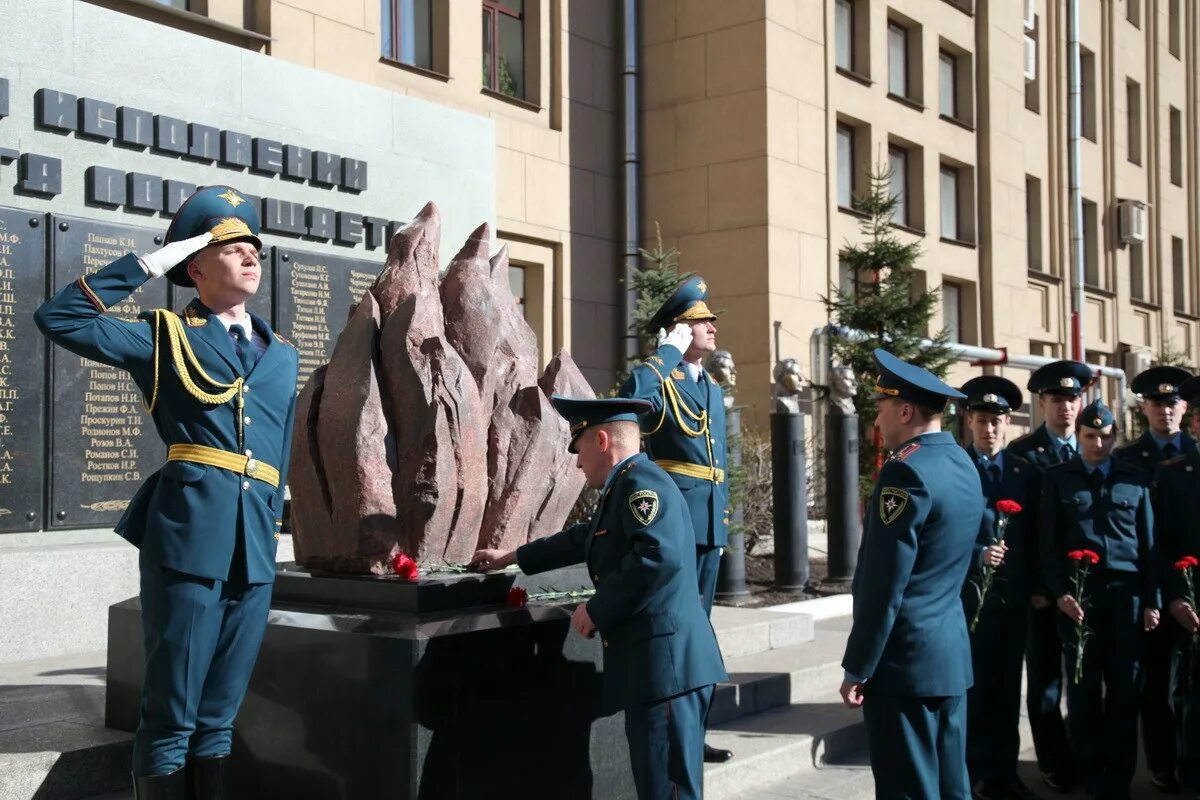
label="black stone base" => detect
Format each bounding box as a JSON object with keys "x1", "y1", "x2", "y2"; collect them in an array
[{"x1": 105, "y1": 565, "x2": 635, "y2": 799}]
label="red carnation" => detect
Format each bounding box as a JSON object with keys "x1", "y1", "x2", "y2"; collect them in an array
[
  {"x1": 1176, "y1": 555, "x2": 1200, "y2": 571},
  {"x1": 995, "y1": 499, "x2": 1023, "y2": 515},
  {"x1": 391, "y1": 552, "x2": 419, "y2": 582},
  {"x1": 506, "y1": 587, "x2": 528, "y2": 608},
  {"x1": 1081, "y1": 549, "x2": 1100, "y2": 565},
  {"x1": 1067, "y1": 550, "x2": 1084, "y2": 561}
]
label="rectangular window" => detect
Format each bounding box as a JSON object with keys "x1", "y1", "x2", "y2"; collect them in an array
[
  {"x1": 838, "y1": 257, "x2": 856, "y2": 297},
  {"x1": 889, "y1": 146, "x2": 909, "y2": 227},
  {"x1": 154, "y1": 0, "x2": 189, "y2": 8},
  {"x1": 1171, "y1": 106, "x2": 1183, "y2": 186},
  {"x1": 835, "y1": 0, "x2": 853, "y2": 71},
  {"x1": 382, "y1": 0, "x2": 433, "y2": 69},
  {"x1": 1174, "y1": 237, "x2": 1188, "y2": 312},
  {"x1": 1169, "y1": 0, "x2": 1181, "y2": 58},
  {"x1": 1026, "y1": 176, "x2": 1043, "y2": 271},
  {"x1": 482, "y1": 0, "x2": 525, "y2": 99},
  {"x1": 943, "y1": 283, "x2": 961, "y2": 343},
  {"x1": 939, "y1": 51, "x2": 957, "y2": 119},
  {"x1": 1126, "y1": 80, "x2": 1141, "y2": 165},
  {"x1": 1025, "y1": 24, "x2": 1040, "y2": 113},
  {"x1": 508, "y1": 263, "x2": 527, "y2": 320},
  {"x1": 1127, "y1": 0, "x2": 1140, "y2": 27},
  {"x1": 1081, "y1": 49, "x2": 1097, "y2": 141},
  {"x1": 837, "y1": 124, "x2": 854, "y2": 208},
  {"x1": 888, "y1": 22, "x2": 908, "y2": 97},
  {"x1": 1083, "y1": 199, "x2": 1100, "y2": 287},
  {"x1": 940, "y1": 166, "x2": 959, "y2": 240},
  {"x1": 1130, "y1": 243, "x2": 1146, "y2": 301}
]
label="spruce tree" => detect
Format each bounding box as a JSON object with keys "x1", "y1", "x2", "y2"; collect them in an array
[
  {"x1": 631, "y1": 222, "x2": 693, "y2": 352},
  {"x1": 822, "y1": 161, "x2": 953, "y2": 491}
]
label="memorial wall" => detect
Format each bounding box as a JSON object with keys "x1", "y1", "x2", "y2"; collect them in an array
[{"x1": 0, "y1": 0, "x2": 496, "y2": 533}]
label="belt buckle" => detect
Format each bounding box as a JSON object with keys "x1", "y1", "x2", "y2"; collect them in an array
[{"x1": 245, "y1": 458, "x2": 260, "y2": 477}]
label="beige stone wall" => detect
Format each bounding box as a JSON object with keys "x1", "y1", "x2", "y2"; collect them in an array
[{"x1": 642, "y1": 0, "x2": 1200, "y2": 428}]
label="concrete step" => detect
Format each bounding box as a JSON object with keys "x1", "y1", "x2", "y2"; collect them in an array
[
  {"x1": 0, "y1": 651, "x2": 130, "y2": 800},
  {"x1": 709, "y1": 616, "x2": 849, "y2": 726},
  {"x1": 0, "y1": 531, "x2": 295, "y2": 666},
  {"x1": 710, "y1": 605, "x2": 815, "y2": 661}
]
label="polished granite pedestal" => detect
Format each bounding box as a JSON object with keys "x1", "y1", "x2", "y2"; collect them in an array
[{"x1": 105, "y1": 564, "x2": 635, "y2": 799}]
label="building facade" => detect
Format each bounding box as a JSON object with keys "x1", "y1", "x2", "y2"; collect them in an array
[{"x1": 644, "y1": 0, "x2": 1200, "y2": 423}]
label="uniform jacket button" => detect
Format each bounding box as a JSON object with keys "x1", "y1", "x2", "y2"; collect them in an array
[
  {"x1": 603, "y1": 639, "x2": 609, "y2": 648},
  {"x1": 242, "y1": 481, "x2": 251, "y2": 490},
  {"x1": 245, "y1": 449, "x2": 253, "y2": 457},
  {"x1": 243, "y1": 416, "x2": 252, "y2": 425}
]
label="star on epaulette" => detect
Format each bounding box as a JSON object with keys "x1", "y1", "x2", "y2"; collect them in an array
[
  {"x1": 649, "y1": 355, "x2": 664, "y2": 365},
  {"x1": 889, "y1": 443, "x2": 921, "y2": 462}
]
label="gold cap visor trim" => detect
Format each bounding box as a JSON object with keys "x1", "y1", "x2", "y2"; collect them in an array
[{"x1": 674, "y1": 301, "x2": 717, "y2": 322}]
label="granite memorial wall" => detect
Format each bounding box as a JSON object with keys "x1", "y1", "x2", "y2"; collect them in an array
[{"x1": 0, "y1": 203, "x2": 389, "y2": 532}]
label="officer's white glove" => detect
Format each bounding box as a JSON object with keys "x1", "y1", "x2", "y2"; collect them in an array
[
  {"x1": 138, "y1": 232, "x2": 213, "y2": 278},
  {"x1": 656, "y1": 323, "x2": 693, "y2": 355}
]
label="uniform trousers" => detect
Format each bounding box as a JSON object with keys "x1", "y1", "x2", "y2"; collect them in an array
[
  {"x1": 862, "y1": 692, "x2": 970, "y2": 799},
  {"x1": 696, "y1": 545, "x2": 721, "y2": 614},
  {"x1": 1058, "y1": 576, "x2": 1143, "y2": 797},
  {"x1": 1026, "y1": 603, "x2": 1074, "y2": 779},
  {"x1": 132, "y1": 563, "x2": 272, "y2": 775},
  {"x1": 624, "y1": 685, "x2": 715, "y2": 800},
  {"x1": 966, "y1": 607, "x2": 1026, "y2": 786}
]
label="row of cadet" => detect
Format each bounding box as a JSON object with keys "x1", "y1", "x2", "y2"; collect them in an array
[{"x1": 954, "y1": 360, "x2": 1200, "y2": 800}]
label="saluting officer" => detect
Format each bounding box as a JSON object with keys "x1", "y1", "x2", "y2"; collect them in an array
[
  {"x1": 1040, "y1": 399, "x2": 1160, "y2": 800},
  {"x1": 840, "y1": 349, "x2": 982, "y2": 799},
  {"x1": 1114, "y1": 365, "x2": 1193, "y2": 793},
  {"x1": 619, "y1": 275, "x2": 732, "y2": 763},
  {"x1": 35, "y1": 186, "x2": 299, "y2": 799},
  {"x1": 958, "y1": 376, "x2": 1043, "y2": 800},
  {"x1": 1008, "y1": 359, "x2": 1094, "y2": 793},
  {"x1": 1151, "y1": 374, "x2": 1200, "y2": 795},
  {"x1": 470, "y1": 396, "x2": 727, "y2": 800}
]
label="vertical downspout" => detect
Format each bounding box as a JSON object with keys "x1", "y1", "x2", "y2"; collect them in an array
[
  {"x1": 620, "y1": 0, "x2": 640, "y2": 362},
  {"x1": 1068, "y1": 0, "x2": 1086, "y2": 360}
]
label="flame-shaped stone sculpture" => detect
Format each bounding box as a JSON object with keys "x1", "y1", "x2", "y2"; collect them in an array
[{"x1": 289, "y1": 203, "x2": 593, "y2": 572}]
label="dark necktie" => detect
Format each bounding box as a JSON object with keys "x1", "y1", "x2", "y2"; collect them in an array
[
  {"x1": 987, "y1": 463, "x2": 1002, "y2": 497},
  {"x1": 1164, "y1": 442, "x2": 1179, "y2": 458},
  {"x1": 1087, "y1": 467, "x2": 1105, "y2": 492},
  {"x1": 1060, "y1": 444, "x2": 1074, "y2": 462},
  {"x1": 230, "y1": 324, "x2": 256, "y2": 374}
]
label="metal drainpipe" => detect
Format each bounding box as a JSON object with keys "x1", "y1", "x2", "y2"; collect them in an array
[
  {"x1": 1068, "y1": 0, "x2": 1086, "y2": 360},
  {"x1": 620, "y1": 0, "x2": 640, "y2": 362}
]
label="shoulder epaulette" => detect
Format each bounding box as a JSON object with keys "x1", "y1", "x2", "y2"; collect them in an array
[
  {"x1": 1161, "y1": 454, "x2": 1186, "y2": 468},
  {"x1": 274, "y1": 332, "x2": 295, "y2": 346},
  {"x1": 183, "y1": 306, "x2": 206, "y2": 327},
  {"x1": 670, "y1": 369, "x2": 685, "y2": 380},
  {"x1": 889, "y1": 442, "x2": 921, "y2": 462}
]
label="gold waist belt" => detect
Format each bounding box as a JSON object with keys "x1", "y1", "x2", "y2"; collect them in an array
[
  {"x1": 655, "y1": 459, "x2": 725, "y2": 484},
  {"x1": 167, "y1": 444, "x2": 280, "y2": 488}
]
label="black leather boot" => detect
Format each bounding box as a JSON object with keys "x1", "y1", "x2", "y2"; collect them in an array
[
  {"x1": 189, "y1": 755, "x2": 228, "y2": 800},
  {"x1": 132, "y1": 766, "x2": 187, "y2": 800}
]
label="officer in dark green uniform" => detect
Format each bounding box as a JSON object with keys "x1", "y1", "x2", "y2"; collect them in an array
[
  {"x1": 35, "y1": 186, "x2": 299, "y2": 800},
  {"x1": 470, "y1": 396, "x2": 727, "y2": 800},
  {"x1": 1040, "y1": 399, "x2": 1160, "y2": 800},
  {"x1": 840, "y1": 349, "x2": 982, "y2": 799},
  {"x1": 958, "y1": 376, "x2": 1043, "y2": 800},
  {"x1": 1008, "y1": 359, "x2": 1093, "y2": 793},
  {"x1": 1152, "y1": 374, "x2": 1200, "y2": 795},
  {"x1": 1115, "y1": 365, "x2": 1192, "y2": 792},
  {"x1": 619, "y1": 275, "x2": 732, "y2": 763}
]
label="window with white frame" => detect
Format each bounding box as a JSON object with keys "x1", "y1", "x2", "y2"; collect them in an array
[
  {"x1": 889, "y1": 146, "x2": 909, "y2": 226},
  {"x1": 888, "y1": 22, "x2": 908, "y2": 97},
  {"x1": 940, "y1": 166, "x2": 959, "y2": 240}
]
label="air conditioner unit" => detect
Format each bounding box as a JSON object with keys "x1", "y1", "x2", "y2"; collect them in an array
[
  {"x1": 1024, "y1": 0, "x2": 1037, "y2": 30},
  {"x1": 1024, "y1": 35, "x2": 1037, "y2": 81},
  {"x1": 1118, "y1": 199, "x2": 1147, "y2": 243},
  {"x1": 1123, "y1": 348, "x2": 1152, "y2": 381}
]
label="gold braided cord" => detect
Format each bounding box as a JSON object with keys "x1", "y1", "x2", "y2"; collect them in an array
[
  {"x1": 145, "y1": 310, "x2": 244, "y2": 413},
  {"x1": 663, "y1": 379, "x2": 708, "y2": 438}
]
